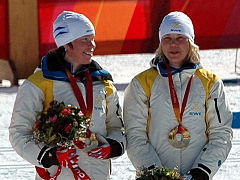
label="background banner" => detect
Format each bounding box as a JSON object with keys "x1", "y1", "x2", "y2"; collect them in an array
[
  {"x1": 0, "y1": 0, "x2": 8, "y2": 59},
  {"x1": 38, "y1": 0, "x2": 240, "y2": 56},
  {"x1": 1, "y1": 0, "x2": 240, "y2": 79}
]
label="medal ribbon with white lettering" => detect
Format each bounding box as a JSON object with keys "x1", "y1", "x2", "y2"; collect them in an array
[
  {"x1": 71, "y1": 166, "x2": 91, "y2": 180},
  {"x1": 164, "y1": 60, "x2": 193, "y2": 135},
  {"x1": 36, "y1": 69, "x2": 93, "y2": 180},
  {"x1": 66, "y1": 69, "x2": 93, "y2": 179}
]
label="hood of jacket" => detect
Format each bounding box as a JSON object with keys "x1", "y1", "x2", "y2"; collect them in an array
[{"x1": 41, "y1": 49, "x2": 113, "y2": 82}]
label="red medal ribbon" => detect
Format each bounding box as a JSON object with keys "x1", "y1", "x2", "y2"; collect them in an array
[
  {"x1": 36, "y1": 166, "x2": 61, "y2": 180},
  {"x1": 71, "y1": 166, "x2": 91, "y2": 180},
  {"x1": 164, "y1": 60, "x2": 193, "y2": 128},
  {"x1": 66, "y1": 69, "x2": 93, "y2": 179},
  {"x1": 66, "y1": 69, "x2": 93, "y2": 118},
  {"x1": 36, "y1": 165, "x2": 91, "y2": 180},
  {"x1": 36, "y1": 69, "x2": 94, "y2": 179}
]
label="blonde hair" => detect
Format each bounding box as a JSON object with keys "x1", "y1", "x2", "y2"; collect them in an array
[{"x1": 155, "y1": 40, "x2": 200, "y2": 64}]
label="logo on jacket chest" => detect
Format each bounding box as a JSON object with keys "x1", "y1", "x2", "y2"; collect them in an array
[
  {"x1": 94, "y1": 95, "x2": 104, "y2": 111},
  {"x1": 189, "y1": 101, "x2": 202, "y2": 116}
]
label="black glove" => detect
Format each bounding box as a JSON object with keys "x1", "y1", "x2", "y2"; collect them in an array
[
  {"x1": 106, "y1": 138, "x2": 124, "y2": 158},
  {"x1": 37, "y1": 146, "x2": 60, "y2": 168},
  {"x1": 189, "y1": 168, "x2": 209, "y2": 180}
]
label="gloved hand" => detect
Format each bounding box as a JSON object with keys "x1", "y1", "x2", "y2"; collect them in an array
[
  {"x1": 186, "y1": 168, "x2": 209, "y2": 180},
  {"x1": 37, "y1": 146, "x2": 60, "y2": 168},
  {"x1": 56, "y1": 146, "x2": 79, "y2": 168},
  {"x1": 88, "y1": 134, "x2": 111, "y2": 159}
]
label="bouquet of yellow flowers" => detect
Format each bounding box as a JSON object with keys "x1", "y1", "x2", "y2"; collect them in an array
[
  {"x1": 137, "y1": 166, "x2": 184, "y2": 180},
  {"x1": 33, "y1": 100, "x2": 96, "y2": 149}
]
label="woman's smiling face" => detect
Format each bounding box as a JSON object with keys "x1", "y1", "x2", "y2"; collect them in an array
[{"x1": 64, "y1": 34, "x2": 96, "y2": 70}]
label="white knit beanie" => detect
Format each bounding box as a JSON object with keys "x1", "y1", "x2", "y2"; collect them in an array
[
  {"x1": 159, "y1": 11, "x2": 194, "y2": 42},
  {"x1": 53, "y1": 11, "x2": 95, "y2": 47}
]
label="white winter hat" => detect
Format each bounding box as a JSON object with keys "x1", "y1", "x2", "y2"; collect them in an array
[
  {"x1": 53, "y1": 11, "x2": 95, "y2": 47},
  {"x1": 159, "y1": 11, "x2": 194, "y2": 42}
]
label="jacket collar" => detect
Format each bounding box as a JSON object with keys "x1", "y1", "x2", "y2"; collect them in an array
[
  {"x1": 151, "y1": 56, "x2": 199, "y2": 77},
  {"x1": 157, "y1": 60, "x2": 198, "y2": 77},
  {"x1": 41, "y1": 49, "x2": 113, "y2": 82}
]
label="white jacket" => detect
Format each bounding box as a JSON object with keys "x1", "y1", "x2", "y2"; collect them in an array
[
  {"x1": 123, "y1": 60, "x2": 232, "y2": 179},
  {"x1": 9, "y1": 55, "x2": 126, "y2": 180}
]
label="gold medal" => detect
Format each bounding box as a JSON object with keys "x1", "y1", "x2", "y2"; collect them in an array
[
  {"x1": 168, "y1": 125, "x2": 191, "y2": 149},
  {"x1": 164, "y1": 61, "x2": 193, "y2": 149}
]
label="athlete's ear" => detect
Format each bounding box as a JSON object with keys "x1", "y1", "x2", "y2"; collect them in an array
[{"x1": 64, "y1": 42, "x2": 73, "y2": 51}]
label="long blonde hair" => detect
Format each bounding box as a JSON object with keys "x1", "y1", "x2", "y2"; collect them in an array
[{"x1": 155, "y1": 40, "x2": 200, "y2": 64}]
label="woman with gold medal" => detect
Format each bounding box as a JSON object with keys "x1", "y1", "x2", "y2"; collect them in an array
[{"x1": 123, "y1": 12, "x2": 232, "y2": 180}]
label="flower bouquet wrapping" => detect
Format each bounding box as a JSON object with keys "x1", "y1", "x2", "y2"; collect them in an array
[
  {"x1": 137, "y1": 167, "x2": 184, "y2": 180},
  {"x1": 33, "y1": 100, "x2": 98, "y2": 151}
]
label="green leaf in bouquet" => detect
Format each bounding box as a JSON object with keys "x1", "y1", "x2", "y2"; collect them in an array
[
  {"x1": 137, "y1": 166, "x2": 183, "y2": 180},
  {"x1": 47, "y1": 127, "x2": 53, "y2": 138},
  {"x1": 47, "y1": 134, "x2": 56, "y2": 144}
]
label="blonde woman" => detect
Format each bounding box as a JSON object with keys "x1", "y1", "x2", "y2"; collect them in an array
[{"x1": 123, "y1": 11, "x2": 232, "y2": 180}]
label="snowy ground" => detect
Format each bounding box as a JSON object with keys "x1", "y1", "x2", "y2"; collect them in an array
[{"x1": 0, "y1": 49, "x2": 240, "y2": 179}]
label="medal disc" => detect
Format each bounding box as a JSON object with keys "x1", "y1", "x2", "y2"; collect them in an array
[{"x1": 168, "y1": 125, "x2": 191, "y2": 148}]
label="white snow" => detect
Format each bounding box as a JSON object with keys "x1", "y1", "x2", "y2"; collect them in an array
[{"x1": 0, "y1": 49, "x2": 239, "y2": 179}]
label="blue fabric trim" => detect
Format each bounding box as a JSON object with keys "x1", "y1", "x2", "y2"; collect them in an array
[
  {"x1": 91, "y1": 69, "x2": 111, "y2": 77},
  {"x1": 41, "y1": 56, "x2": 111, "y2": 82},
  {"x1": 41, "y1": 56, "x2": 69, "y2": 82},
  {"x1": 157, "y1": 61, "x2": 197, "y2": 77}
]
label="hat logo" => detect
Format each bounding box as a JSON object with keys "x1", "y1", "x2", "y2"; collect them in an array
[
  {"x1": 85, "y1": 22, "x2": 92, "y2": 29},
  {"x1": 172, "y1": 22, "x2": 181, "y2": 29}
]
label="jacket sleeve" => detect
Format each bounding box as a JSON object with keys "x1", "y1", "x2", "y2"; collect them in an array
[
  {"x1": 123, "y1": 78, "x2": 162, "y2": 171},
  {"x1": 104, "y1": 80, "x2": 126, "y2": 158},
  {"x1": 9, "y1": 80, "x2": 46, "y2": 167},
  {"x1": 192, "y1": 79, "x2": 233, "y2": 179}
]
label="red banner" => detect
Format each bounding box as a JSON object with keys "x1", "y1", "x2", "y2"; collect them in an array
[
  {"x1": 0, "y1": 0, "x2": 8, "y2": 59},
  {"x1": 169, "y1": 0, "x2": 240, "y2": 49},
  {"x1": 2, "y1": 0, "x2": 240, "y2": 59},
  {"x1": 38, "y1": 0, "x2": 240, "y2": 57}
]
